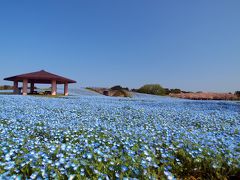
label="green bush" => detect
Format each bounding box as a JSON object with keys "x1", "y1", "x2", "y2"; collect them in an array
[{"x1": 137, "y1": 84, "x2": 166, "y2": 95}]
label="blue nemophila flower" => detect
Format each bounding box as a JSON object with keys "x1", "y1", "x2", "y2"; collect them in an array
[
  {"x1": 115, "y1": 172, "x2": 120, "y2": 178},
  {"x1": 55, "y1": 162, "x2": 60, "y2": 167},
  {"x1": 30, "y1": 172, "x2": 38, "y2": 179},
  {"x1": 80, "y1": 168, "x2": 85, "y2": 176},
  {"x1": 97, "y1": 157, "x2": 102, "y2": 162},
  {"x1": 164, "y1": 170, "x2": 176, "y2": 180},
  {"x1": 121, "y1": 165, "x2": 128, "y2": 172},
  {"x1": 86, "y1": 153, "x2": 93, "y2": 159},
  {"x1": 5, "y1": 154, "x2": 11, "y2": 161},
  {"x1": 108, "y1": 166, "x2": 114, "y2": 171},
  {"x1": 0, "y1": 94, "x2": 239, "y2": 179},
  {"x1": 59, "y1": 157, "x2": 65, "y2": 164}
]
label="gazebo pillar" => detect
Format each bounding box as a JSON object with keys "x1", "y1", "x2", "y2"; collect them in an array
[
  {"x1": 64, "y1": 83, "x2": 69, "y2": 96},
  {"x1": 30, "y1": 83, "x2": 35, "y2": 94},
  {"x1": 13, "y1": 81, "x2": 18, "y2": 94},
  {"x1": 22, "y1": 79, "x2": 28, "y2": 96},
  {"x1": 51, "y1": 80, "x2": 57, "y2": 95}
]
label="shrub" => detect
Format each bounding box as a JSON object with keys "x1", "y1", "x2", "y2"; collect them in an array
[
  {"x1": 235, "y1": 91, "x2": 240, "y2": 97},
  {"x1": 111, "y1": 85, "x2": 129, "y2": 91},
  {"x1": 164, "y1": 88, "x2": 170, "y2": 95},
  {"x1": 137, "y1": 84, "x2": 166, "y2": 95},
  {"x1": 164, "y1": 88, "x2": 182, "y2": 95}
]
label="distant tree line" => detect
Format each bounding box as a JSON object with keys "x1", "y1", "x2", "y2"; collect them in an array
[
  {"x1": 0, "y1": 85, "x2": 13, "y2": 90},
  {"x1": 92, "y1": 84, "x2": 240, "y2": 98},
  {"x1": 164, "y1": 88, "x2": 191, "y2": 94}
]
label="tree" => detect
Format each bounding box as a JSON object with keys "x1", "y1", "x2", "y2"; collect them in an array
[
  {"x1": 137, "y1": 84, "x2": 166, "y2": 95},
  {"x1": 111, "y1": 85, "x2": 129, "y2": 91},
  {"x1": 170, "y1": 88, "x2": 181, "y2": 94}
]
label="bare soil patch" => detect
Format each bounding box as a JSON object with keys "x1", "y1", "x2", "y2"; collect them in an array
[{"x1": 170, "y1": 92, "x2": 239, "y2": 100}]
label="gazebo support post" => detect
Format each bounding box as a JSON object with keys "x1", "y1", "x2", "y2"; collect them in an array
[
  {"x1": 23, "y1": 79, "x2": 28, "y2": 96},
  {"x1": 13, "y1": 81, "x2": 18, "y2": 94},
  {"x1": 51, "y1": 80, "x2": 57, "y2": 95},
  {"x1": 30, "y1": 83, "x2": 35, "y2": 94},
  {"x1": 64, "y1": 83, "x2": 69, "y2": 96}
]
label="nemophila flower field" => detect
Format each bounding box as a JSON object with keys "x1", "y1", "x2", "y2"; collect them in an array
[{"x1": 0, "y1": 93, "x2": 239, "y2": 179}]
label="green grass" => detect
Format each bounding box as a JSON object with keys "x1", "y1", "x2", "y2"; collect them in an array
[{"x1": 29, "y1": 94, "x2": 65, "y2": 98}]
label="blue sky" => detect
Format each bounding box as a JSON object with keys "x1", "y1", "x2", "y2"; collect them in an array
[{"x1": 0, "y1": 0, "x2": 239, "y2": 92}]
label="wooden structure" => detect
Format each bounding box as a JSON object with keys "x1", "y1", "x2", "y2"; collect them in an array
[{"x1": 4, "y1": 70, "x2": 76, "y2": 96}]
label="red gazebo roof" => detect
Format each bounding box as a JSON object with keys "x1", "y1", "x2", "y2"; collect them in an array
[{"x1": 4, "y1": 70, "x2": 77, "y2": 84}]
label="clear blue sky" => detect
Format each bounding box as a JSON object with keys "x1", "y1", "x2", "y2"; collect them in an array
[{"x1": 0, "y1": 0, "x2": 239, "y2": 92}]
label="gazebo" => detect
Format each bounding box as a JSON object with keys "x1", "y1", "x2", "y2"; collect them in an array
[{"x1": 4, "y1": 70, "x2": 76, "y2": 96}]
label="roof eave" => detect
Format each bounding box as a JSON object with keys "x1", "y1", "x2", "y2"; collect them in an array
[{"x1": 4, "y1": 77, "x2": 15, "y2": 81}]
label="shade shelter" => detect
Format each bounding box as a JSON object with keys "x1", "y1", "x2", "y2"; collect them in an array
[{"x1": 4, "y1": 70, "x2": 76, "y2": 96}]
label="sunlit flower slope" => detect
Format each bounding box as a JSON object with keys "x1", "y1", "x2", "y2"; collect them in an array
[{"x1": 0, "y1": 92, "x2": 239, "y2": 179}]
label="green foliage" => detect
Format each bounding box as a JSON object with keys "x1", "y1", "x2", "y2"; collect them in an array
[
  {"x1": 171, "y1": 147, "x2": 240, "y2": 179},
  {"x1": 137, "y1": 84, "x2": 166, "y2": 95},
  {"x1": 0, "y1": 85, "x2": 13, "y2": 90}
]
